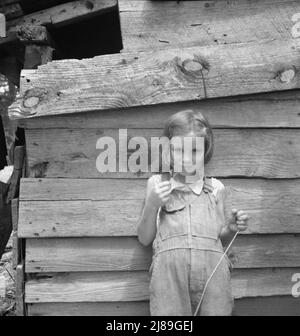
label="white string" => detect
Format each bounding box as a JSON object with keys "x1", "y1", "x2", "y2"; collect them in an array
[{"x1": 193, "y1": 230, "x2": 239, "y2": 316}]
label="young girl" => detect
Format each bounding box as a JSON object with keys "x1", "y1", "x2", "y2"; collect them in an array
[{"x1": 137, "y1": 109, "x2": 249, "y2": 316}]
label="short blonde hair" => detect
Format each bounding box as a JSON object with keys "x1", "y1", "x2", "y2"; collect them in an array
[{"x1": 163, "y1": 109, "x2": 214, "y2": 164}]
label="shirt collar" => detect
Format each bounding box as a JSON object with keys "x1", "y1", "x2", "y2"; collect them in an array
[{"x1": 169, "y1": 175, "x2": 205, "y2": 195}]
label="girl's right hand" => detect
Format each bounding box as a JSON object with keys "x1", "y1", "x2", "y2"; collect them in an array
[{"x1": 148, "y1": 181, "x2": 172, "y2": 209}]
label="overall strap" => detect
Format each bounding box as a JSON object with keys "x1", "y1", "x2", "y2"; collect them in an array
[{"x1": 203, "y1": 176, "x2": 214, "y2": 193}]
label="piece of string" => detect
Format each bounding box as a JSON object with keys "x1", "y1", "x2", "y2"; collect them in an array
[{"x1": 193, "y1": 229, "x2": 239, "y2": 316}]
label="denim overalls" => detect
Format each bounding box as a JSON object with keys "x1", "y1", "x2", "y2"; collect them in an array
[{"x1": 149, "y1": 173, "x2": 234, "y2": 316}]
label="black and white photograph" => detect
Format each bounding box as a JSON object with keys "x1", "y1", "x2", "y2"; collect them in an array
[{"x1": 0, "y1": 0, "x2": 300, "y2": 320}]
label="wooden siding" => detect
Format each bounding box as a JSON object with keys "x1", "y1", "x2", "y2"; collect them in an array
[{"x1": 10, "y1": 0, "x2": 300, "y2": 316}]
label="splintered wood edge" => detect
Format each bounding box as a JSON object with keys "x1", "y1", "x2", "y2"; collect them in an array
[{"x1": 7, "y1": 38, "x2": 300, "y2": 120}]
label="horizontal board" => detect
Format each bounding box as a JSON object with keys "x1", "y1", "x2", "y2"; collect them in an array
[
  {"x1": 27, "y1": 301, "x2": 150, "y2": 316},
  {"x1": 233, "y1": 296, "x2": 300, "y2": 316},
  {"x1": 27, "y1": 296, "x2": 300, "y2": 316},
  {"x1": 24, "y1": 129, "x2": 300, "y2": 178},
  {"x1": 25, "y1": 235, "x2": 300, "y2": 273},
  {"x1": 19, "y1": 90, "x2": 300, "y2": 129},
  {"x1": 19, "y1": 178, "x2": 300, "y2": 237},
  {"x1": 8, "y1": 38, "x2": 300, "y2": 119},
  {"x1": 119, "y1": 0, "x2": 300, "y2": 52},
  {"x1": 25, "y1": 268, "x2": 300, "y2": 303}
]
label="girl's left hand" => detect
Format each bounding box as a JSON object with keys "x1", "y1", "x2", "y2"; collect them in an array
[{"x1": 229, "y1": 209, "x2": 249, "y2": 232}]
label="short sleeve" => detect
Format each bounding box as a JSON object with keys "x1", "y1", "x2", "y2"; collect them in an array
[
  {"x1": 211, "y1": 178, "x2": 232, "y2": 227},
  {"x1": 145, "y1": 174, "x2": 162, "y2": 231}
]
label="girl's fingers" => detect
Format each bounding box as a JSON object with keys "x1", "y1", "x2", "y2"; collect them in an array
[
  {"x1": 158, "y1": 181, "x2": 172, "y2": 188},
  {"x1": 161, "y1": 189, "x2": 172, "y2": 197},
  {"x1": 236, "y1": 210, "x2": 246, "y2": 217},
  {"x1": 237, "y1": 214, "x2": 249, "y2": 221},
  {"x1": 159, "y1": 187, "x2": 172, "y2": 194},
  {"x1": 232, "y1": 209, "x2": 238, "y2": 216},
  {"x1": 237, "y1": 225, "x2": 247, "y2": 231}
]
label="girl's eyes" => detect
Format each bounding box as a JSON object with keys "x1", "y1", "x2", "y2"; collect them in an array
[{"x1": 173, "y1": 148, "x2": 199, "y2": 153}]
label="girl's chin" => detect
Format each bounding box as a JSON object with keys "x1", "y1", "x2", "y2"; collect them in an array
[{"x1": 178, "y1": 170, "x2": 197, "y2": 176}]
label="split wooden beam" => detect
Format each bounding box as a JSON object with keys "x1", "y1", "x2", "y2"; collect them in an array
[
  {"x1": 7, "y1": 0, "x2": 118, "y2": 31},
  {"x1": 8, "y1": 37, "x2": 300, "y2": 119},
  {"x1": 17, "y1": 25, "x2": 55, "y2": 69}
]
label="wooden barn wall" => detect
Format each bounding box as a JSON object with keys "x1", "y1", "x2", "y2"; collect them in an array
[
  {"x1": 8, "y1": 0, "x2": 300, "y2": 316},
  {"x1": 17, "y1": 91, "x2": 300, "y2": 316}
]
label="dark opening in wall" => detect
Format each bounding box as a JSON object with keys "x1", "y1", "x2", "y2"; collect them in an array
[
  {"x1": 20, "y1": 0, "x2": 74, "y2": 14},
  {"x1": 48, "y1": 7, "x2": 123, "y2": 60}
]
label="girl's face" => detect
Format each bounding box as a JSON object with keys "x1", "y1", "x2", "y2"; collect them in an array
[{"x1": 170, "y1": 131, "x2": 205, "y2": 177}]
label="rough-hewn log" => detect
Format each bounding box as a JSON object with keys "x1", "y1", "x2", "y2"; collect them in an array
[
  {"x1": 17, "y1": 90, "x2": 300, "y2": 129},
  {"x1": 8, "y1": 38, "x2": 300, "y2": 119},
  {"x1": 7, "y1": 0, "x2": 117, "y2": 30}
]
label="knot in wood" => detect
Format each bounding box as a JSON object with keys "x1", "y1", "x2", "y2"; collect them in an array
[
  {"x1": 183, "y1": 59, "x2": 203, "y2": 73},
  {"x1": 24, "y1": 96, "x2": 40, "y2": 108},
  {"x1": 279, "y1": 68, "x2": 296, "y2": 83}
]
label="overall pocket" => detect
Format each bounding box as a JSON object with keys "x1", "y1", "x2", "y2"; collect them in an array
[{"x1": 158, "y1": 197, "x2": 187, "y2": 241}]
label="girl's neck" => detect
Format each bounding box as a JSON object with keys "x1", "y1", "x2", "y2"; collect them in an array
[{"x1": 172, "y1": 171, "x2": 204, "y2": 184}]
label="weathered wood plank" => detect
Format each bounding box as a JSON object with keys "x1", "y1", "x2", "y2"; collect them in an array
[
  {"x1": 25, "y1": 235, "x2": 300, "y2": 273},
  {"x1": 24, "y1": 268, "x2": 300, "y2": 302},
  {"x1": 8, "y1": 38, "x2": 300, "y2": 119},
  {"x1": 7, "y1": 0, "x2": 117, "y2": 30},
  {"x1": 25, "y1": 271, "x2": 150, "y2": 303},
  {"x1": 27, "y1": 301, "x2": 150, "y2": 316},
  {"x1": 23, "y1": 129, "x2": 300, "y2": 178},
  {"x1": 26, "y1": 296, "x2": 300, "y2": 316},
  {"x1": 19, "y1": 178, "x2": 300, "y2": 237},
  {"x1": 16, "y1": 263, "x2": 25, "y2": 316},
  {"x1": 233, "y1": 296, "x2": 300, "y2": 316},
  {"x1": 119, "y1": 0, "x2": 300, "y2": 52},
  {"x1": 18, "y1": 90, "x2": 300, "y2": 129}
]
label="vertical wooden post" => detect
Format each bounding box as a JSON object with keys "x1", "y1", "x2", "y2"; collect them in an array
[
  {"x1": 16, "y1": 25, "x2": 55, "y2": 69},
  {"x1": 16, "y1": 263, "x2": 25, "y2": 316},
  {"x1": 13, "y1": 26, "x2": 55, "y2": 315}
]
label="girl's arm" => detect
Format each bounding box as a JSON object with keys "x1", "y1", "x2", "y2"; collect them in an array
[
  {"x1": 218, "y1": 185, "x2": 249, "y2": 247},
  {"x1": 137, "y1": 176, "x2": 172, "y2": 246}
]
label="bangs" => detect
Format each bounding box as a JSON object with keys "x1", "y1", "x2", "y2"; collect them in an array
[{"x1": 162, "y1": 109, "x2": 214, "y2": 164}]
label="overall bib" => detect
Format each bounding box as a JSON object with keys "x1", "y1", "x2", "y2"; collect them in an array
[{"x1": 149, "y1": 175, "x2": 234, "y2": 316}]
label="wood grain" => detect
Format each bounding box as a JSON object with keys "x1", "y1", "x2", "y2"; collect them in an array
[
  {"x1": 25, "y1": 235, "x2": 300, "y2": 273},
  {"x1": 18, "y1": 90, "x2": 300, "y2": 129},
  {"x1": 8, "y1": 38, "x2": 300, "y2": 119},
  {"x1": 7, "y1": 0, "x2": 117, "y2": 29},
  {"x1": 233, "y1": 296, "x2": 300, "y2": 316},
  {"x1": 18, "y1": 178, "x2": 300, "y2": 237},
  {"x1": 27, "y1": 301, "x2": 150, "y2": 316},
  {"x1": 119, "y1": 0, "x2": 300, "y2": 52},
  {"x1": 23, "y1": 129, "x2": 300, "y2": 178},
  {"x1": 26, "y1": 296, "x2": 300, "y2": 316},
  {"x1": 24, "y1": 268, "x2": 300, "y2": 302}
]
